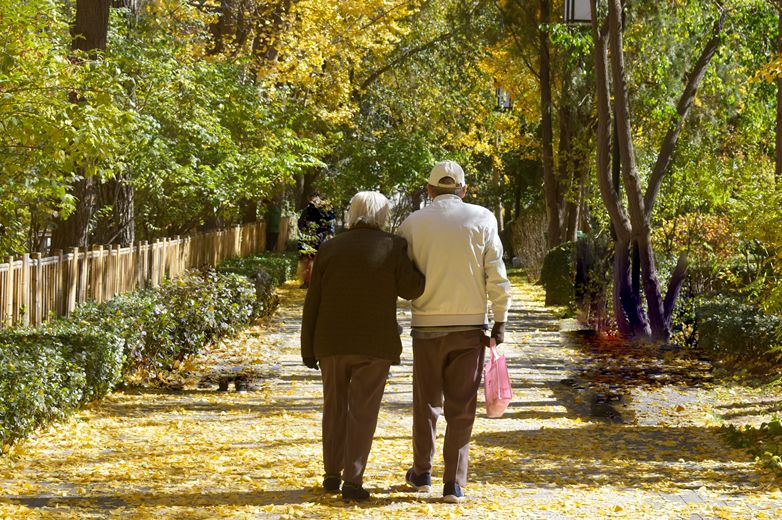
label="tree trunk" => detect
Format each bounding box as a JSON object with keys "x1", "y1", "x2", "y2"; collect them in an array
[
  {"x1": 113, "y1": 175, "x2": 135, "y2": 246},
  {"x1": 614, "y1": 238, "x2": 650, "y2": 337},
  {"x1": 663, "y1": 252, "x2": 689, "y2": 331},
  {"x1": 93, "y1": 174, "x2": 135, "y2": 246},
  {"x1": 558, "y1": 92, "x2": 574, "y2": 243},
  {"x1": 777, "y1": 2, "x2": 782, "y2": 183},
  {"x1": 240, "y1": 199, "x2": 258, "y2": 224},
  {"x1": 51, "y1": 177, "x2": 96, "y2": 253},
  {"x1": 636, "y1": 234, "x2": 667, "y2": 340},
  {"x1": 539, "y1": 0, "x2": 560, "y2": 249},
  {"x1": 71, "y1": 0, "x2": 111, "y2": 55},
  {"x1": 209, "y1": 0, "x2": 233, "y2": 54},
  {"x1": 51, "y1": 0, "x2": 110, "y2": 253}
]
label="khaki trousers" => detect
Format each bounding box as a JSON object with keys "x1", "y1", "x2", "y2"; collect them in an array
[
  {"x1": 320, "y1": 354, "x2": 391, "y2": 485},
  {"x1": 412, "y1": 329, "x2": 485, "y2": 486}
]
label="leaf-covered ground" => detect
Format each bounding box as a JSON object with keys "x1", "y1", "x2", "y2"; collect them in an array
[{"x1": 2, "y1": 278, "x2": 782, "y2": 519}]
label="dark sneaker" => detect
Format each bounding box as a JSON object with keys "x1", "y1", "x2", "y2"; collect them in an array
[
  {"x1": 322, "y1": 474, "x2": 341, "y2": 493},
  {"x1": 341, "y1": 482, "x2": 370, "y2": 501},
  {"x1": 299, "y1": 282, "x2": 309, "y2": 289},
  {"x1": 443, "y1": 481, "x2": 464, "y2": 503},
  {"x1": 405, "y1": 468, "x2": 431, "y2": 492}
]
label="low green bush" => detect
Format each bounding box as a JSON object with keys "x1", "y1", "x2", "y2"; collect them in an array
[
  {"x1": 217, "y1": 252, "x2": 296, "y2": 319},
  {"x1": 2, "y1": 259, "x2": 292, "y2": 451},
  {"x1": 159, "y1": 270, "x2": 260, "y2": 360},
  {"x1": 695, "y1": 297, "x2": 782, "y2": 367},
  {"x1": 217, "y1": 252, "x2": 297, "y2": 288},
  {"x1": 540, "y1": 242, "x2": 576, "y2": 307},
  {"x1": 0, "y1": 328, "x2": 123, "y2": 448},
  {"x1": 724, "y1": 417, "x2": 782, "y2": 476},
  {"x1": 67, "y1": 291, "x2": 176, "y2": 378}
]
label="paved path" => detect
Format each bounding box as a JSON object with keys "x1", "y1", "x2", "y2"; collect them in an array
[{"x1": 1, "y1": 275, "x2": 781, "y2": 518}]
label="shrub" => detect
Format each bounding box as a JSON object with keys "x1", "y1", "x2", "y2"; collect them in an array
[
  {"x1": 1, "y1": 261, "x2": 288, "y2": 452},
  {"x1": 66, "y1": 291, "x2": 177, "y2": 378},
  {"x1": 695, "y1": 297, "x2": 782, "y2": 368},
  {"x1": 0, "y1": 327, "x2": 123, "y2": 448},
  {"x1": 724, "y1": 417, "x2": 782, "y2": 476},
  {"x1": 159, "y1": 270, "x2": 259, "y2": 359},
  {"x1": 217, "y1": 252, "x2": 296, "y2": 318},
  {"x1": 540, "y1": 242, "x2": 576, "y2": 306},
  {"x1": 217, "y1": 252, "x2": 297, "y2": 287}
]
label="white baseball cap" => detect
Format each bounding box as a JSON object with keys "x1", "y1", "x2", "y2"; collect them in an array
[{"x1": 427, "y1": 160, "x2": 465, "y2": 187}]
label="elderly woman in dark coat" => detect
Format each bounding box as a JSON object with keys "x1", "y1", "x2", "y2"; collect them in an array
[{"x1": 301, "y1": 191, "x2": 425, "y2": 501}]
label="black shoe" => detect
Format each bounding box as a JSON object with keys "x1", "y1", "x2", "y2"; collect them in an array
[
  {"x1": 405, "y1": 468, "x2": 431, "y2": 492},
  {"x1": 443, "y1": 481, "x2": 464, "y2": 503},
  {"x1": 299, "y1": 282, "x2": 309, "y2": 289},
  {"x1": 322, "y1": 474, "x2": 341, "y2": 493},
  {"x1": 341, "y1": 482, "x2": 370, "y2": 501}
]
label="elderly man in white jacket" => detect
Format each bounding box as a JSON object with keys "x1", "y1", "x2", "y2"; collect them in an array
[{"x1": 397, "y1": 160, "x2": 512, "y2": 503}]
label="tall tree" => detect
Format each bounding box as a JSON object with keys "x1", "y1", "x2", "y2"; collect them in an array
[
  {"x1": 539, "y1": 0, "x2": 560, "y2": 249},
  {"x1": 50, "y1": 0, "x2": 111, "y2": 253},
  {"x1": 592, "y1": 0, "x2": 724, "y2": 340},
  {"x1": 776, "y1": 0, "x2": 782, "y2": 183}
]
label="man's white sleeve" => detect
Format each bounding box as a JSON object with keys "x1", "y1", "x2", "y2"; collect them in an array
[{"x1": 484, "y1": 224, "x2": 512, "y2": 322}]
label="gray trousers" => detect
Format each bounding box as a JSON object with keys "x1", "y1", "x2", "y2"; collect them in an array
[
  {"x1": 412, "y1": 329, "x2": 485, "y2": 485},
  {"x1": 320, "y1": 354, "x2": 391, "y2": 485}
]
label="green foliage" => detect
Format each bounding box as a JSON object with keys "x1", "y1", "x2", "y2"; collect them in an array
[
  {"x1": 1, "y1": 261, "x2": 291, "y2": 451},
  {"x1": 724, "y1": 417, "x2": 782, "y2": 476},
  {"x1": 217, "y1": 252, "x2": 296, "y2": 319},
  {"x1": 159, "y1": 270, "x2": 260, "y2": 359},
  {"x1": 217, "y1": 252, "x2": 297, "y2": 288},
  {"x1": 540, "y1": 243, "x2": 576, "y2": 307},
  {"x1": 695, "y1": 297, "x2": 782, "y2": 370},
  {"x1": 0, "y1": 327, "x2": 124, "y2": 448},
  {"x1": 66, "y1": 291, "x2": 177, "y2": 378},
  {"x1": 68, "y1": 269, "x2": 263, "y2": 378}
]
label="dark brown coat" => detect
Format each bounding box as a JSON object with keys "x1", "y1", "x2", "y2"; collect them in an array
[{"x1": 301, "y1": 225, "x2": 425, "y2": 364}]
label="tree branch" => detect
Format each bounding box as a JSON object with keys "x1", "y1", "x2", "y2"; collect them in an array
[
  {"x1": 359, "y1": 0, "x2": 490, "y2": 91},
  {"x1": 359, "y1": 31, "x2": 455, "y2": 91},
  {"x1": 643, "y1": 8, "x2": 726, "y2": 220},
  {"x1": 591, "y1": 0, "x2": 631, "y2": 241},
  {"x1": 494, "y1": 0, "x2": 539, "y2": 80}
]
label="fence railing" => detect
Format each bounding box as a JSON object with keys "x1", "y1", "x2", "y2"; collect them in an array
[{"x1": 0, "y1": 218, "x2": 291, "y2": 328}]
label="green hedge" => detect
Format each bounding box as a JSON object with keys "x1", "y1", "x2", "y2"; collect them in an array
[
  {"x1": 695, "y1": 297, "x2": 782, "y2": 366},
  {"x1": 540, "y1": 242, "x2": 575, "y2": 306},
  {"x1": 1, "y1": 259, "x2": 292, "y2": 451},
  {"x1": 724, "y1": 417, "x2": 782, "y2": 475},
  {"x1": 217, "y1": 252, "x2": 297, "y2": 287},
  {"x1": 0, "y1": 327, "x2": 124, "y2": 449}
]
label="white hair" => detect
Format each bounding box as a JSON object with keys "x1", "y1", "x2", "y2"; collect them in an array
[{"x1": 347, "y1": 191, "x2": 390, "y2": 229}]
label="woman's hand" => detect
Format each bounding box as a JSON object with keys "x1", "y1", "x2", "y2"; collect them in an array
[{"x1": 303, "y1": 357, "x2": 320, "y2": 370}]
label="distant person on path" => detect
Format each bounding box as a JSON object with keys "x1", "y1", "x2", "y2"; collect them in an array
[
  {"x1": 397, "y1": 160, "x2": 512, "y2": 504},
  {"x1": 301, "y1": 191, "x2": 425, "y2": 501},
  {"x1": 263, "y1": 200, "x2": 282, "y2": 252},
  {"x1": 297, "y1": 192, "x2": 335, "y2": 288}
]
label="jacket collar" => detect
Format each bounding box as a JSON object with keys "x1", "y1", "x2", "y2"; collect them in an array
[
  {"x1": 432, "y1": 194, "x2": 463, "y2": 205},
  {"x1": 348, "y1": 222, "x2": 380, "y2": 231}
]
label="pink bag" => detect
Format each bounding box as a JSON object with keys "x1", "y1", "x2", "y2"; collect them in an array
[{"x1": 483, "y1": 339, "x2": 512, "y2": 418}]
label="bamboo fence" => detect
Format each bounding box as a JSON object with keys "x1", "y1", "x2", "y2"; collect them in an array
[{"x1": 0, "y1": 218, "x2": 291, "y2": 328}]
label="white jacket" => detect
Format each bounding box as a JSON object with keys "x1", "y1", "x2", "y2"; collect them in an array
[{"x1": 397, "y1": 194, "x2": 512, "y2": 327}]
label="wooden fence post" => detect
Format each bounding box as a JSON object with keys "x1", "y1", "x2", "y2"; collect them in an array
[
  {"x1": 65, "y1": 247, "x2": 78, "y2": 315},
  {"x1": 3, "y1": 257, "x2": 13, "y2": 327},
  {"x1": 93, "y1": 246, "x2": 104, "y2": 304},
  {"x1": 54, "y1": 250, "x2": 64, "y2": 315},
  {"x1": 112, "y1": 244, "x2": 121, "y2": 299},
  {"x1": 142, "y1": 241, "x2": 149, "y2": 288},
  {"x1": 21, "y1": 254, "x2": 30, "y2": 326},
  {"x1": 32, "y1": 253, "x2": 42, "y2": 326},
  {"x1": 78, "y1": 247, "x2": 88, "y2": 305},
  {"x1": 151, "y1": 240, "x2": 160, "y2": 288}
]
